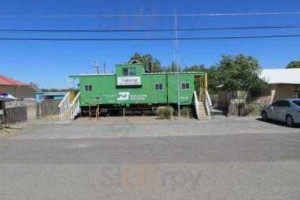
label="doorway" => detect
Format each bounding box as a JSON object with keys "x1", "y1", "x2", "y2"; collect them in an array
[{"x1": 194, "y1": 75, "x2": 205, "y2": 101}]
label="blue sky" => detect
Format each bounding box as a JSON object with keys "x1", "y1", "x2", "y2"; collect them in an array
[{"x1": 0, "y1": 0, "x2": 300, "y2": 88}]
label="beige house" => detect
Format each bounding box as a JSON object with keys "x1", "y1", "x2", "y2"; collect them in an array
[
  {"x1": 213, "y1": 68, "x2": 300, "y2": 108},
  {"x1": 0, "y1": 75, "x2": 36, "y2": 99},
  {"x1": 259, "y1": 69, "x2": 300, "y2": 104}
]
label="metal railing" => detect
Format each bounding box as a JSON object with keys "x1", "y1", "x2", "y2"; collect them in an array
[
  {"x1": 70, "y1": 92, "x2": 81, "y2": 120},
  {"x1": 58, "y1": 92, "x2": 70, "y2": 119},
  {"x1": 194, "y1": 91, "x2": 201, "y2": 120},
  {"x1": 205, "y1": 90, "x2": 213, "y2": 117}
]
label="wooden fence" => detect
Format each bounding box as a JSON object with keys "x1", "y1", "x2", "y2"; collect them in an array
[
  {"x1": 36, "y1": 100, "x2": 60, "y2": 118},
  {"x1": 0, "y1": 99, "x2": 61, "y2": 124},
  {"x1": 1, "y1": 106, "x2": 27, "y2": 124}
]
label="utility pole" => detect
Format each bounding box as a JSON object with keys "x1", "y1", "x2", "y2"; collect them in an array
[
  {"x1": 103, "y1": 61, "x2": 106, "y2": 74},
  {"x1": 174, "y1": 10, "x2": 181, "y2": 117},
  {"x1": 94, "y1": 60, "x2": 99, "y2": 74}
]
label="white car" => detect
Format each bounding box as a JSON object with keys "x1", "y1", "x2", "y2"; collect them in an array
[{"x1": 262, "y1": 99, "x2": 300, "y2": 127}]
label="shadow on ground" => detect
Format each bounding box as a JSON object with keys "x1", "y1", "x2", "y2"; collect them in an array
[{"x1": 256, "y1": 118, "x2": 300, "y2": 128}]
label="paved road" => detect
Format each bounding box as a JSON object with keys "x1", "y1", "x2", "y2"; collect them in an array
[{"x1": 0, "y1": 118, "x2": 300, "y2": 200}]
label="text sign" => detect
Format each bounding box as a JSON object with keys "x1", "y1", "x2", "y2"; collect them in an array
[{"x1": 117, "y1": 77, "x2": 141, "y2": 86}]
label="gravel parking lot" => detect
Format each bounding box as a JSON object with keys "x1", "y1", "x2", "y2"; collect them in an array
[{"x1": 0, "y1": 116, "x2": 299, "y2": 200}]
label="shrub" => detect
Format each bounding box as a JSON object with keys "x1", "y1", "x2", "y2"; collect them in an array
[
  {"x1": 245, "y1": 103, "x2": 263, "y2": 116},
  {"x1": 181, "y1": 106, "x2": 192, "y2": 118},
  {"x1": 157, "y1": 106, "x2": 174, "y2": 119}
]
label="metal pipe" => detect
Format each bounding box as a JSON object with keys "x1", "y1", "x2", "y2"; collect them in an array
[{"x1": 174, "y1": 10, "x2": 181, "y2": 117}]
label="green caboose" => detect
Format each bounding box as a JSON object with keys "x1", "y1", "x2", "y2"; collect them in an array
[{"x1": 61, "y1": 62, "x2": 209, "y2": 119}]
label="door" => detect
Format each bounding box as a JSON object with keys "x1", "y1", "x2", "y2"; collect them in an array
[
  {"x1": 271, "y1": 100, "x2": 290, "y2": 121},
  {"x1": 277, "y1": 100, "x2": 291, "y2": 121},
  {"x1": 269, "y1": 101, "x2": 281, "y2": 120},
  {"x1": 194, "y1": 76, "x2": 202, "y2": 101}
]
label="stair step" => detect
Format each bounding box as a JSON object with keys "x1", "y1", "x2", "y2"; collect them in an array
[{"x1": 194, "y1": 91, "x2": 209, "y2": 120}]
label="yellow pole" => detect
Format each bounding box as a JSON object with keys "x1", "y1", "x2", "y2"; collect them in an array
[
  {"x1": 205, "y1": 73, "x2": 208, "y2": 92},
  {"x1": 204, "y1": 73, "x2": 208, "y2": 101}
]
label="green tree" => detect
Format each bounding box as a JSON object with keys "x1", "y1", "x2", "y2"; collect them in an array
[
  {"x1": 217, "y1": 54, "x2": 267, "y2": 98},
  {"x1": 206, "y1": 66, "x2": 221, "y2": 93},
  {"x1": 129, "y1": 53, "x2": 163, "y2": 72},
  {"x1": 162, "y1": 61, "x2": 181, "y2": 72},
  {"x1": 29, "y1": 82, "x2": 39, "y2": 90},
  {"x1": 182, "y1": 64, "x2": 206, "y2": 72},
  {"x1": 286, "y1": 61, "x2": 300, "y2": 68},
  {"x1": 183, "y1": 65, "x2": 220, "y2": 92}
]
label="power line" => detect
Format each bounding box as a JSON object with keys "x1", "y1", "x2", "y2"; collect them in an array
[
  {"x1": 1, "y1": 24, "x2": 300, "y2": 33},
  {"x1": 0, "y1": 11, "x2": 300, "y2": 18},
  {"x1": 178, "y1": 12, "x2": 300, "y2": 17},
  {"x1": 0, "y1": 34, "x2": 300, "y2": 41}
]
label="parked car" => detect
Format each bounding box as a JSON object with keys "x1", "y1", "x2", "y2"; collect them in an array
[{"x1": 262, "y1": 99, "x2": 300, "y2": 127}]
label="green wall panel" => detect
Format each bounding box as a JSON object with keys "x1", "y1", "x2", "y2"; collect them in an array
[{"x1": 70, "y1": 64, "x2": 205, "y2": 107}]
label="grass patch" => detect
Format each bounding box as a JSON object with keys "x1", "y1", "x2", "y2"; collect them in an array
[
  {"x1": 157, "y1": 106, "x2": 174, "y2": 119},
  {"x1": 181, "y1": 106, "x2": 193, "y2": 118}
]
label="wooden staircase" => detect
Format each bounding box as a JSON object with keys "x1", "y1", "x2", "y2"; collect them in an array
[
  {"x1": 62, "y1": 108, "x2": 72, "y2": 120},
  {"x1": 198, "y1": 101, "x2": 208, "y2": 119},
  {"x1": 194, "y1": 91, "x2": 211, "y2": 120},
  {"x1": 59, "y1": 91, "x2": 81, "y2": 120}
]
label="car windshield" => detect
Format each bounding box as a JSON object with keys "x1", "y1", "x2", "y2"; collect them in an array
[{"x1": 293, "y1": 100, "x2": 300, "y2": 106}]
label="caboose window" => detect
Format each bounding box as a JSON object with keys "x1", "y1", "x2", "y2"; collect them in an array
[
  {"x1": 129, "y1": 68, "x2": 136, "y2": 76},
  {"x1": 84, "y1": 85, "x2": 93, "y2": 92},
  {"x1": 122, "y1": 68, "x2": 128, "y2": 76},
  {"x1": 122, "y1": 67, "x2": 136, "y2": 76},
  {"x1": 155, "y1": 83, "x2": 163, "y2": 91},
  {"x1": 181, "y1": 82, "x2": 190, "y2": 90}
]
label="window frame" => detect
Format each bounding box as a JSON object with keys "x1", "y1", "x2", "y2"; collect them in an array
[
  {"x1": 129, "y1": 67, "x2": 136, "y2": 76},
  {"x1": 272, "y1": 100, "x2": 281, "y2": 107},
  {"x1": 84, "y1": 84, "x2": 93, "y2": 92},
  {"x1": 272, "y1": 100, "x2": 291, "y2": 107},
  {"x1": 122, "y1": 68, "x2": 129, "y2": 76},
  {"x1": 293, "y1": 100, "x2": 300, "y2": 106},
  {"x1": 181, "y1": 82, "x2": 190, "y2": 90},
  {"x1": 154, "y1": 83, "x2": 163, "y2": 91},
  {"x1": 122, "y1": 67, "x2": 136, "y2": 76},
  {"x1": 282, "y1": 100, "x2": 291, "y2": 107}
]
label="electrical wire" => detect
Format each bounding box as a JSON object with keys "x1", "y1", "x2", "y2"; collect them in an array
[
  {"x1": 0, "y1": 12, "x2": 300, "y2": 18},
  {"x1": 0, "y1": 34, "x2": 300, "y2": 41},
  {"x1": 1, "y1": 24, "x2": 300, "y2": 33}
]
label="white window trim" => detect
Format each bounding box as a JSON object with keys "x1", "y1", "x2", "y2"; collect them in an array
[
  {"x1": 155, "y1": 83, "x2": 164, "y2": 91},
  {"x1": 84, "y1": 84, "x2": 93, "y2": 92},
  {"x1": 181, "y1": 82, "x2": 190, "y2": 90}
]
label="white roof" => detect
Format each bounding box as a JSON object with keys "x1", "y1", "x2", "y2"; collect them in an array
[{"x1": 260, "y1": 68, "x2": 300, "y2": 84}]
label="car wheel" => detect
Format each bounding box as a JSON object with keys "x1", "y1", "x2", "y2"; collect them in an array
[
  {"x1": 262, "y1": 111, "x2": 268, "y2": 121},
  {"x1": 286, "y1": 115, "x2": 295, "y2": 127}
]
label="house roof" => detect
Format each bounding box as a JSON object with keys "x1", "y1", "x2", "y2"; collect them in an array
[
  {"x1": 129, "y1": 59, "x2": 141, "y2": 64},
  {"x1": 42, "y1": 92, "x2": 67, "y2": 96},
  {"x1": 0, "y1": 74, "x2": 29, "y2": 86},
  {"x1": 260, "y1": 69, "x2": 300, "y2": 84}
]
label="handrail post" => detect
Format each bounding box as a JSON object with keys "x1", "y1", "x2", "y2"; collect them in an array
[
  {"x1": 58, "y1": 92, "x2": 70, "y2": 119},
  {"x1": 69, "y1": 92, "x2": 81, "y2": 120}
]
